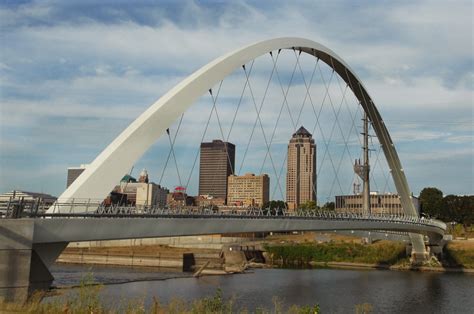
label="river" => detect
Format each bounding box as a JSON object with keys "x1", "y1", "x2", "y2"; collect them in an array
[{"x1": 49, "y1": 264, "x2": 473, "y2": 313}]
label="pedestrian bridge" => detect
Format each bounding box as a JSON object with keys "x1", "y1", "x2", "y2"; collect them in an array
[
  {"x1": 32, "y1": 209, "x2": 447, "y2": 244},
  {"x1": 0, "y1": 209, "x2": 446, "y2": 302},
  {"x1": 0, "y1": 36, "x2": 448, "y2": 302}
]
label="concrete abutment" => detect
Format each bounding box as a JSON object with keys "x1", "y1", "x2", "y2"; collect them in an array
[{"x1": 0, "y1": 219, "x2": 67, "y2": 303}]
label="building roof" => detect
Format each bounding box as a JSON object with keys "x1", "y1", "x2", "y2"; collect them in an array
[
  {"x1": 121, "y1": 174, "x2": 137, "y2": 183},
  {"x1": 200, "y1": 139, "x2": 235, "y2": 148},
  {"x1": 0, "y1": 190, "x2": 57, "y2": 201},
  {"x1": 292, "y1": 126, "x2": 312, "y2": 138}
]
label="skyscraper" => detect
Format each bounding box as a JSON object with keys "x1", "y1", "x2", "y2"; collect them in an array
[
  {"x1": 199, "y1": 140, "x2": 235, "y2": 202},
  {"x1": 286, "y1": 126, "x2": 316, "y2": 210}
]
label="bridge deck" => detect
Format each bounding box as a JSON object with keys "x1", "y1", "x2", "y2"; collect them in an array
[{"x1": 28, "y1": 214, "x2": 445, "y2": 244}]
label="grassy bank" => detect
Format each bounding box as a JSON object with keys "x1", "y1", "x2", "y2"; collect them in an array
[
  {"x1": 444, "y1": 241, "x2": 474, "y2": 268},
  {"x1": 264, "y1": 241, "x2": 407, "y2": 267},
  {"x1": 0, "y1": 283, "x2": 320, "y2": 314}
]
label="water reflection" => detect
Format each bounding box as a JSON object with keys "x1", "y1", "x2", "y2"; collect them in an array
[{"x1": 49, "y1": 264, "x2": 474, "y2": 313}]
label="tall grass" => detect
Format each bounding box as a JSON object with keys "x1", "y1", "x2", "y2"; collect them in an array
[
  {"x1": 444, "y1": 244, "x2": 474, "y2": 268},
  {"x1": 0, "y1": 286, "x2": 321, "y2": 314},
  {"x1": 265, "y1": 242, "x2": 407, "y2": 266}
]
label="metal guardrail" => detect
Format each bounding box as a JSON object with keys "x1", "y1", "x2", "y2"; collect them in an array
[{"x1": 13, "y1": 201, "x2": 446, "y2": 232}]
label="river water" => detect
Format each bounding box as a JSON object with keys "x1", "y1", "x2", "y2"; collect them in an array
[{"x1": 49, "y1": 264, "x2": 473, "y2": 313}]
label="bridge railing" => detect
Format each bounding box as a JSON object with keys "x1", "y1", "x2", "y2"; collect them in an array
[{"x1": 7, "y1": 201, "x2": 446, "y2": 231}]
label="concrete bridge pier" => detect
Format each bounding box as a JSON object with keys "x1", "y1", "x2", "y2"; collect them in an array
[
  {"x1": 410, "y1": 250, "x2": 431, "y2": 265},
  {"x1": 0, "y1": 219, "x2": 67, "y2": 303}
]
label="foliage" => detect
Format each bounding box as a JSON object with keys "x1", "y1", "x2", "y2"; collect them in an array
[
  {"x1": 419, "y1": 187, "x2": 443, "y2": 218},
  {"x1": 299, "y1": 201, "x2": 334, "y2": 211},
  {"x1": 300, "y1": 201, "x2": 317, "y2": 210},
  {"x1": 419, "y1": 187, "x2": 473, "y2": 229},
  {"x1": 321, "y1": 201, "x2": 335, "y2": 211},
  {"x1": 443, "y1": 243, "x2": 474, "y2": 268},
  {"x1": 263, "y1": 200, "x2": 287, "y2": 210},
  {"x1": 0, "y1": 286, "x2": 320, "y2": 314},
  {"x1": 440, "y1": 194, "x2": 474, "y2": 227},
  {"x1": 262, "y1": 200, "x2": 286, "y2": 215},
  {"x1": 265, "y1": 242, "x2": 407, "y2": 266}
]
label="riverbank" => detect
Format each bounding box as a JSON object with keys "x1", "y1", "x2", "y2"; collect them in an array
[
  {"x1": 308, "y1": 261, "x2": 474, "y2": 273},
  {"x1": 264, "y1": 239, "x2": 474, "y2": 272},
  {"x1": 1, "y1": 285, "x2": 321, "y2": 314},
  {"x1": 57, "y1": 234, "x2": 474, "y2": 275},
  {"x1": 57, "y1": 243, "x2": 265, "y2": 276}
]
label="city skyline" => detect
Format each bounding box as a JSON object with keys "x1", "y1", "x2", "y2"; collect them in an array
[
  {"x1": 0, "y1": 1, "x2": 472, "y2": 198},
  {"x1": 0, "y1": 2, "x2": 472, "y2": 310}
]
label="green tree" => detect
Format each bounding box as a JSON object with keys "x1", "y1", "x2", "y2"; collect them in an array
[
  {"x1": 300, "y1": 200, "x2": 317, "y2": 210},
  {"x1": 443, "y1": 194, "x2": 474, "y2": 227},
  {"x1": 262, "y1": 200, "x2": 286, "y2": 215},
  {"x1": 322, "y1": 201, "x2": 335, "y2": 211},
  {"x1": 419, "y1": 187, "x2": 443, "y2": 218}
]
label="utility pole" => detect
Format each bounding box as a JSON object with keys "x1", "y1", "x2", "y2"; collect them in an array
[{"x1": 354, "y1": 112, "x2": 371, "y2": 215}]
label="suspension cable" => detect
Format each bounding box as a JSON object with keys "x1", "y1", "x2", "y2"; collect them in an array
[
  {"x1": 259, "y1": 49, "x2": 301, "y2": 175},
  {"x1": 209, "y1": 82, "x2": 235, "y2": 177},
  {"x1": 242, "y1": 59, "x2": 287, "y2": 203},
  {"x1": 167, "y1": 128, "x2": 183, "y2": 187},
  {"x1": 291, "y1": 49, "x2": 322, "y2": 202},
  {"x1": 159, "y1": 113, "x2": 184, "y2": 186},
  {"x1": 226, "y1": 60, "x2": 255, "y2": 141},
  {"x1": 238, "y1": 52, "x2": 280, "y2": 175},
  {"x1": 310, "y1": 61, "x2": 344, "y2": 195},
  {"x1": 184, "y1": 81, "x2": 224, "y2": 189}
]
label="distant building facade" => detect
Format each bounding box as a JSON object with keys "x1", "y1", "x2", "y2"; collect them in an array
[
  {"x1": 66, "y1": 164, "x2": 88, "y2": 188},
  {"x1": 286, "y1": 126, "x2": 317, "y2": 210},
  {"x1": 166, "y1": 188, "x2": 194, "y2": 208},
  {"x1": 110, "y1": 172, "x2": 169, "y2": 207},
  {"x1": 227, "y1": 173, "x2": 270, "y2": 207},
  {"x1": 0, "y1": 190, "x2": 57, "y2": 215},
  {"x1": 335, "y1": 192, "x2": 420, "y2": 215},
  {"x1": 199, "y1": 140, "x2": 235, "y2": 202},
  {"x1": 194, "y1": 195, "x2": 226, "y2": 207}
]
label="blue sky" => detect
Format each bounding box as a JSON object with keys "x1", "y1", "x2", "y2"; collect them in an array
[{"x1": 0, "y1": 0, "x2": 472, "y2": 200}]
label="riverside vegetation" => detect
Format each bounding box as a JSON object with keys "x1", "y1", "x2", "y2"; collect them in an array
[
  {"x1": 265, "y1": 241, "x2": 474, "y2": 269},
  {"x1": 265, "y1": 241, "x2": 407, "y2": 267},
  {"x1": 0, "y1": 276, "x2": 321, "y2": 314}
]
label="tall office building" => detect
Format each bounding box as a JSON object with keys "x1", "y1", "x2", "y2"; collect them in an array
[
  {"x1": 286, "y1": 126, "x2": 316, "y2": 210},
  {"x1": 66, "y1": 164, "x2": 88, "y2": 188},
  {"x1": 199, "y1": 140, "x2": 235, "y2": 201}
]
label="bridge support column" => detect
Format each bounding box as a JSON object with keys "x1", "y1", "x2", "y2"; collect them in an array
[
  {"x1": 0, "y1": 219, "x2": 67, "y2": 303},
  {"x1": 410, "y1": 251, "x2": 431, "y2": 265},
  {"x1": 407, "y1": 233, "x2": 429, "y2": 265}
]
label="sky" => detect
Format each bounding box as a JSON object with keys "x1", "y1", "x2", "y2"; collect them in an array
[{"x1": 0, "y1": 0, "x2": 472, "y2": 200}]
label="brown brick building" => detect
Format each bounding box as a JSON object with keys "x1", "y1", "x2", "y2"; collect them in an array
[{"x1": 227, "y1": 173, "x2": 269, "y2": 207}]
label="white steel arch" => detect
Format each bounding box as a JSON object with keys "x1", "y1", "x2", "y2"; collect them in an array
[{"x1": 47, "y1": 37, "x2": 426, "y2": 256}]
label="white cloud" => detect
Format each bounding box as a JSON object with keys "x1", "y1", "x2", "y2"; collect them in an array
[{"x1": 0, "y1": 0, "x2": 472, "y2": 196}]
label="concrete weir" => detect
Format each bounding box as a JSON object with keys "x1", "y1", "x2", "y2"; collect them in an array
[{"x1": 0, "y1": 220, "x2": 67, "y2": 302}]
